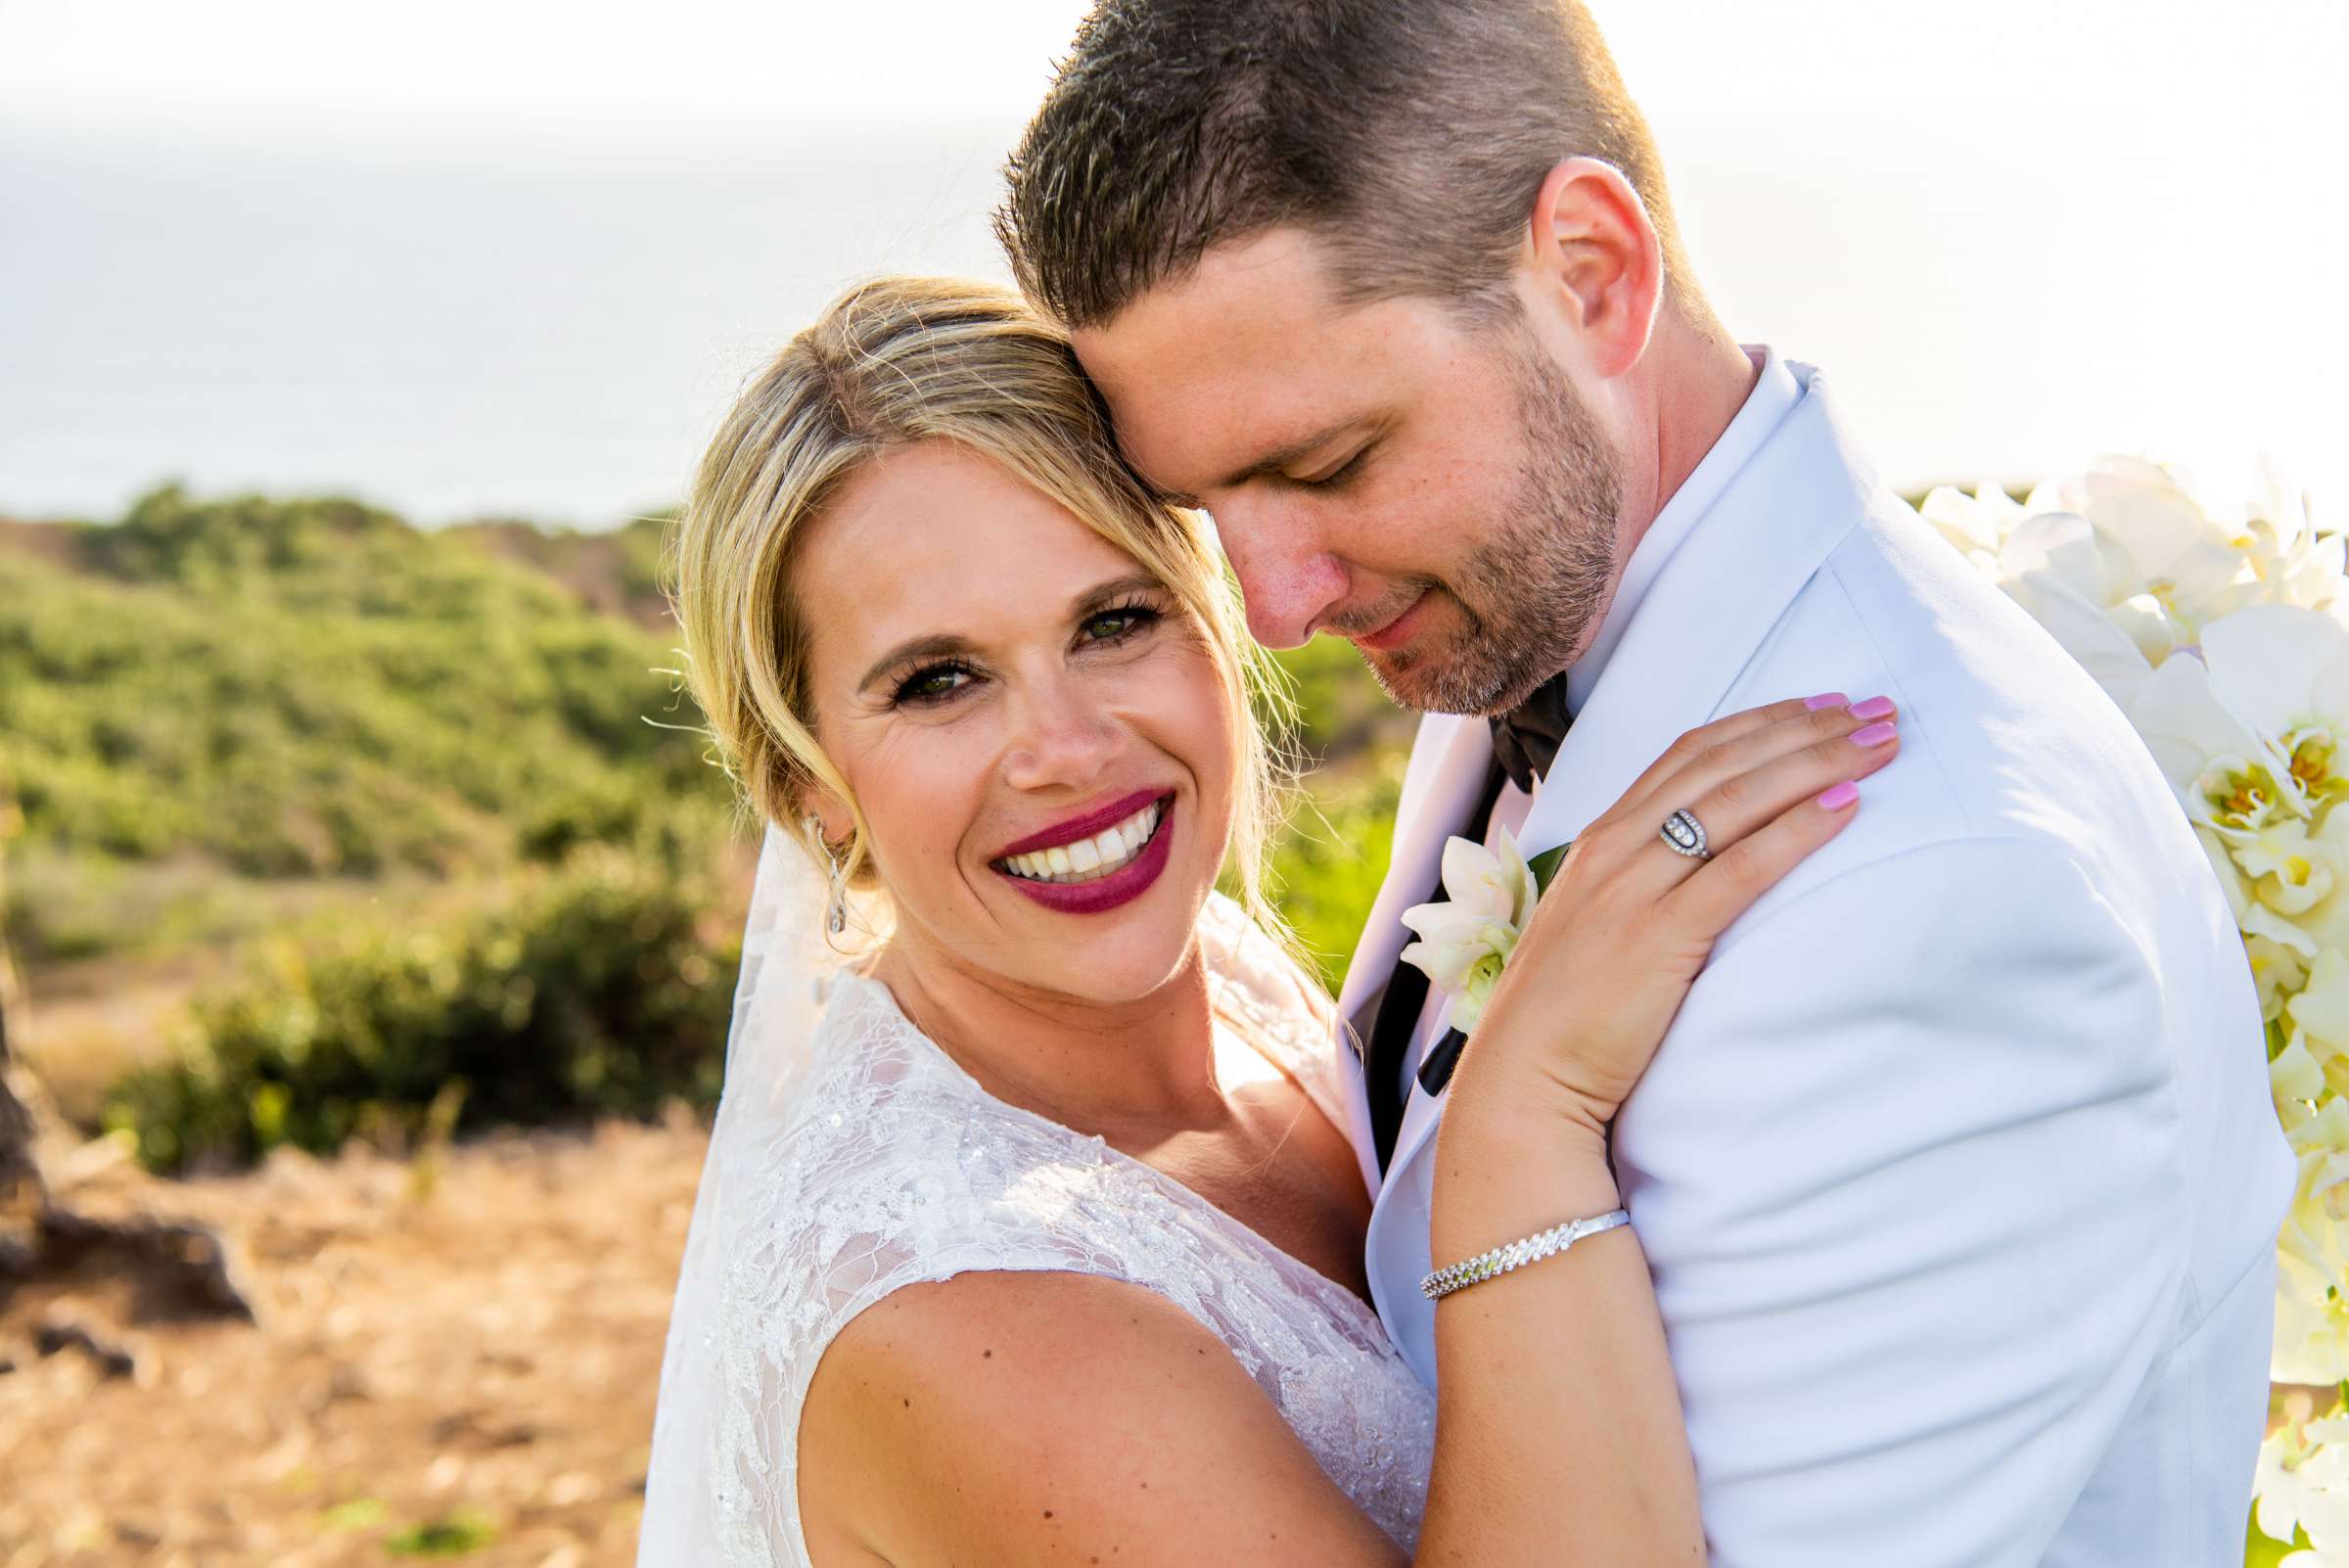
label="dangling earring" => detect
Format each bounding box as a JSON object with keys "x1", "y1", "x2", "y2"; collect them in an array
[{"x1": 803, "y1": 813, "x2": 848, "y2": 936}]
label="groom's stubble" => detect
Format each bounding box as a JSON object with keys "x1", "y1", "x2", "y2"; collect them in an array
[{"x1": 1354, "y1": 319, "x2": 1625, "y2": 719}]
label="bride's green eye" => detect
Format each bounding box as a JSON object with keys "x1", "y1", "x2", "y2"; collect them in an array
[
  {"x1": 1082, "y1": 604, "x2": 1161, "y2": 643},
  {"x1": 892, "y1": 660, "x2": 976, "y2": 706}
]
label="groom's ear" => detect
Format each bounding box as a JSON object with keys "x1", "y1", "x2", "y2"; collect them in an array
[{"x1": 1520, "y1": 156, "x2": 1664, "y2": 380}]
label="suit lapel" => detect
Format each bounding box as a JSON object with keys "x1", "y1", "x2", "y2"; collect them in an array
[
  {"x1": 1331, "y1": 711, "x2": 1494, "y2": 1195},
  {"x1": 1374, "y1": 366, "x2": 1878, "y2": 1187}
]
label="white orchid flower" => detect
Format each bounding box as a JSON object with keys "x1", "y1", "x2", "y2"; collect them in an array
[
  {"x1": 2277, "y1": 1095, "x2": 2349, "y2": 1284},
  {"x1": 2239, "y1": 456, "x2": 2346, "y2": 614},
  {"x1": 1917, "y1": 481, "x2": 2026, "y2": 573},
  {"x1": 2119, "y1": 645, "x2": 2296, "y2": 832},
  {"x1": 1982, "y1": 458, "x2": 2265, "y2": 694},
  {"x1": 2274, "y1": 1262, "x2": 2349, "y2": 1386},
  {"x1": 2238, "y1": 820, "x2": 2342, "y2": 918},
  {"x1": 2250, "y1": 933, "x2": 2317, "y2": 1023},
  {"x1": 1398, "y1": 827, "x2": 1539, "y2": 1036},
  {"x1": 2045, "y1": 455, "x2": 2260, "y2": 621},
  {"x1": 2260, "y1": 1412, "x2": 2349, "y2": 1554},
  {"x1": 2248, "y1": 815, "x2": 2349, "y2": 962},
  {"x1": 2204, "y1": 608, "x2": 2349, "y2": 758},
  {"x1": 2275, "y1": 1033, "x2": 2330, "y2": 1130}
]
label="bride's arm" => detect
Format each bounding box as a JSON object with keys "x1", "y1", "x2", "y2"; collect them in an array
[
  {"x1": 1419, "y1": 693, "x2": 1898, "y2": 1563},
  {"x1": 797, "y1": 695, "x2": 1895, "y2": 1568}
]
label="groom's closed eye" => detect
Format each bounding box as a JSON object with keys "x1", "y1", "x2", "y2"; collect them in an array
[{"x1": 1295, "y1": 442, "x2": 1375, "y2": 488}]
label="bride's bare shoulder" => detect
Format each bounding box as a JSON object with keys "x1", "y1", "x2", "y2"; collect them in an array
[{"x1": 798, "y1": 1269, "x2": 1399, "y2": 1568}]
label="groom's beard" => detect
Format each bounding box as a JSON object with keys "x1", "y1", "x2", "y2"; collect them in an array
[{"x1": 1359, "y1": 327, "x2": 1623, "y2": 717}]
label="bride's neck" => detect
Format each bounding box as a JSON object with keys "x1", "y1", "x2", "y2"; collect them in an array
[{"x1": 871, "y1": 931, "x2": 1223, "y2": 1131}]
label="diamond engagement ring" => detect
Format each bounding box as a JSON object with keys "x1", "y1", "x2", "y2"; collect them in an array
[{"x1": 1660, "y1": 807, "x2": 1711, "y2": 858}]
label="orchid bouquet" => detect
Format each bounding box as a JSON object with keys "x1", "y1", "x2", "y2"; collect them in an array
[{"x1": 1921, "y1": 457, "x2": 2341, "y2": 1563}]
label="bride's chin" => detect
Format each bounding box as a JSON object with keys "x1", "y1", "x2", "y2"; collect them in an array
[{"x1": 1000, "y1": 885, "x2": 1210, "y2": 1004}]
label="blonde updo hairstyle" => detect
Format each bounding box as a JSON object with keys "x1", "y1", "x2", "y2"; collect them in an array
[{"x1": 669, "y1": 276, "x2": 1293, "y2": 943}]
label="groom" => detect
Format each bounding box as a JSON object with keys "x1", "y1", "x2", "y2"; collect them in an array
[{"x1": 998, "y1": 2, "x2": 2294, "y2": 1564}]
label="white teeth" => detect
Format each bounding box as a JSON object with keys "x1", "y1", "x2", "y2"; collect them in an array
[{"x1": 996, "y1": 800, "x2": 1166, "y2": 886}]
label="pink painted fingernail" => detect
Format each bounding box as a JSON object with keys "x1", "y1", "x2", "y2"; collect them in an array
[
  {"x1": 1850, "y1": 695, "x2": 1897, "y2": 721},
  {"x1": 1804, "y1": 692, "x2": 1849, "y2": 711},
  {"x1": 1818, "y1": 780, "x2": 1860, "y2": 810},
  {"x1": 1851, "y1": 721, "x2": 1899, "y2": 748}
]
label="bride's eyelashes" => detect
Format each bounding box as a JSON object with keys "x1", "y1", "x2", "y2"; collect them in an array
[
  {"x1": 891, "y1": 658, "x2": 981, "y2": 708},
  {"x1": 882, "y1": 599, "x2": 1171, "y2": 712},
  {"x1": 1076, "y1": 597, "x2": 1163, "y2": 647}
]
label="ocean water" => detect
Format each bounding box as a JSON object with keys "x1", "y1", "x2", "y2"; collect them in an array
[{"x1": 1, "y1": 108, "x2": 2341, "y2": 529}]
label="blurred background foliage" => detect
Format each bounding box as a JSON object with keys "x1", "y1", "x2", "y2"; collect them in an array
[{"x1": 0, "y1": 487, "x2": 1409, "y2": 1175}]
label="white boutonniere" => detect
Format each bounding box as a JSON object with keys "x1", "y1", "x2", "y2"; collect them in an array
[{"x1": 1398, "y1": 826, "x2": 1572, "y2": 1034}]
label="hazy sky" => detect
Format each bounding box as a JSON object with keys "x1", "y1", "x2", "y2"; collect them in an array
[
  {"x1": 6, "y1": 0, "x2": 2338, "y2": 134},
  {"x1": 4, "y1": 1, "x2": 2343, "y2": 517}
]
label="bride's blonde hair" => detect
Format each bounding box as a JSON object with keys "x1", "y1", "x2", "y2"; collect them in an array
[{"x1": 668, "y1": 275, "x2": 1294, "y2": 940}]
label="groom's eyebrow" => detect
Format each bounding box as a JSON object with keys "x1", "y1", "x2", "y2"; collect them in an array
[{"x1": 1152, "y1": 418, "x2": 1365, "y2": 508}]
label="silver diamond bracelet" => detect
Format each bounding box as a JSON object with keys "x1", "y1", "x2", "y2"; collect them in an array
[{"x1": 1419, "y1": 1208, "x2": 1633, "y2": 1301}]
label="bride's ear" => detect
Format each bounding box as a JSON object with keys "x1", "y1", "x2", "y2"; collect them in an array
[{"x1": 796, "y1": 786, "x2": 855, "y2": 853}]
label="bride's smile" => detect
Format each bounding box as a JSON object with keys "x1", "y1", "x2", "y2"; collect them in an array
[{"x1": 990, "y1": 787, "x2": 1177, "y2": 910}]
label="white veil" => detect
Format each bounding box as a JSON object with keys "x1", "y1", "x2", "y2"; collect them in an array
[{"x1": 636, "y1": 821, "x2": 843, "y2": 1565}]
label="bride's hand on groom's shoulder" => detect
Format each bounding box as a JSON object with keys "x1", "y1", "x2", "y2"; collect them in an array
[{"x1": 1451, "y1": 694, "x2": 1903, "y2": 1147}]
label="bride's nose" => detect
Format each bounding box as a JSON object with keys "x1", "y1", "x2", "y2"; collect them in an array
[{"x1": 998, "y1": 673, "x2": 1121, "y2": 792}]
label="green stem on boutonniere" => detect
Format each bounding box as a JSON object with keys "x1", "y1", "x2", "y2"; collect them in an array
[{"x1": 1528, "y1": 842, "x2": 1572, "y2": 896}]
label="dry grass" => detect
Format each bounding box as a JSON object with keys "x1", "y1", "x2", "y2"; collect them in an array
[{"x1": 1, "y1": 1110, "x2": 707, "y2": 1567}]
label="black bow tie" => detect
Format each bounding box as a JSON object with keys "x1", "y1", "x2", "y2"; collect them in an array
[{"x1": 1489, "y1": 671, "x2": 1576, "y2": 793}]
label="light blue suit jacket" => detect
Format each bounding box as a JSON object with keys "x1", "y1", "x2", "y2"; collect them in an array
[{"x1": 1338, "y1": 362, "x2": 2294, "y2": 1567}]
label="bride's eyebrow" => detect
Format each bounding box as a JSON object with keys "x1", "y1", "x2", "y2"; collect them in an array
[
  {"x1": 856, "y1": 633, "x2": 970, "y2": 694},
  {"x1": 1070, "y1": 572, "x2": 1167, "y2": 618}
]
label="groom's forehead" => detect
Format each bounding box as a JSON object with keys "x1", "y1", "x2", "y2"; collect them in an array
[{"x1": 1071, "y1": 235, "x2": 1421, "y2": 493}]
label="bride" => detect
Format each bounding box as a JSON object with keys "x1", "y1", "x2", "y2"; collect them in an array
[{"x1": 636, "y1": 276, "x2": 1897, "y2": 1566}]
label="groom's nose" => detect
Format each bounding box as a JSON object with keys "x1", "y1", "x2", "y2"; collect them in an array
[{"x1": 1208, "y1": 499, "x2": 1349, "y2": 650}]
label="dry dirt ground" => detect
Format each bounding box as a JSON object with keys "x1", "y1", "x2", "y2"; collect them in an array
[{"x1": 1, "y1": 1111, "x2": 708, "y2": 1567}]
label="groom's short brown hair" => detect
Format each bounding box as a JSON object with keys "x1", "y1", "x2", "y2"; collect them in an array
[{"x1": 995, "y1": 0, "x2": 1695, "y2": 329}]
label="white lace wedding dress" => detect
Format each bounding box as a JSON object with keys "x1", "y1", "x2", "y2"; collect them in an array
[{"x1": 642, "y1": 875, "x2": 1434, "y2": 1567}]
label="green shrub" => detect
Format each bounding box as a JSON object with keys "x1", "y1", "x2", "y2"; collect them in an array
[
  {"x1": 1268, "y1": 756, "x2": 1405, "y2": 992},
  {"x1": 1270, "y1": 636, "x2": 1417, "y2": 763},
  {"x1": 103, "y1": 849, "x2": 739, "y2": 1174}
]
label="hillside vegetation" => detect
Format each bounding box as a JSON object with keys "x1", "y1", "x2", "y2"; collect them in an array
[
  {"x1": 1, "y1": 488, "x2": 707, "y2": 904},
  {"x1": 0, "y1": 487, "x2": 1405, "y2": 1172}
]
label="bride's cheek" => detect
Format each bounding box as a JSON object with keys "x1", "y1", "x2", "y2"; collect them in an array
[
  {"x1": 1162, "y1": 646, "x2": 1242, "y2": 849},
  {"x1": 857, "y1": 722, "x2": 992, "y2": 890}
]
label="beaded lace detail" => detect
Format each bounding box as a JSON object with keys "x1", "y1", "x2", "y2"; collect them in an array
[{"x1": 708, "y1": 897, "x2": 1436, "y2": 1563}]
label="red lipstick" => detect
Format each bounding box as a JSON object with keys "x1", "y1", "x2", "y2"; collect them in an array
[
  {"x1": 991, "y1": 795, "x2": 1176, "y2": 916},
  {"x1": 992, "y1": 789, "x2": 1168, "y2": 859}
]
